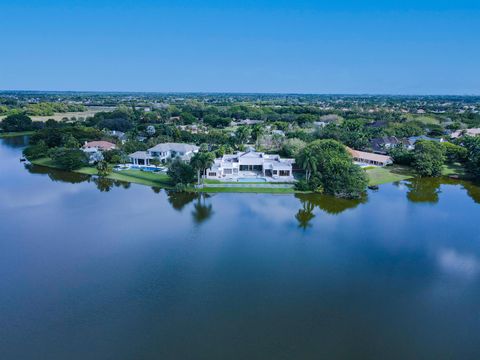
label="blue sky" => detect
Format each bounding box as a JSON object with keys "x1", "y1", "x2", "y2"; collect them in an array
[{"x1": 1, "y1": 0, "x2": 479, "y2": 94}]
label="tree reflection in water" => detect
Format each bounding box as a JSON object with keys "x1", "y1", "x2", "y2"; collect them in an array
[
  {"x1": 295, "y1": 200, "x2": 315, "y2": 230},
  {"x1": 26, "y1": 164, "x2": 91, "y2": 184},
  {"x1": 294, "y1": 193, "x2": 367, "y2": 229},
  {"x1": 166, "y1": 191, "x2": 214, "y2": 225},
  {"x1": 405, "y1": 177, "x2": 480, "y2": 204},
  {"x1": 192, "y1": 194, "x2": 214, "y2": 225},
  {"x1": 166, "y1": 190, "x2": 199, "y2": 211}
]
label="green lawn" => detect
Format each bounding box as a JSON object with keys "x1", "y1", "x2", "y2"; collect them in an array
[
  {"x1": 0, "y1": 131, "x2": 36, "y2": 138},
  {"x1": 366, "y1": 165, "x2": 415, "y2": 186},
  {"x1": 404, "y1": 114, "x2": 441, "y2": 125},
  {"x1": 31, "y1": 158, "x2": 174, "y2": 188},
  {"x1": 441, "y1": 163, "x2": 467, "y2": 177}
]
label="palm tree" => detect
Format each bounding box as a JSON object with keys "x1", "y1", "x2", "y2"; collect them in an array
[
  {"x1": 298, "y1": 147, "x2": 317, "y2": 182},
  {"x1": 191, "y1": 152, "x2": 215, "y2": 186},
  {"x1": 251, "y1": 125, "x2": 264, "y2": 145}
]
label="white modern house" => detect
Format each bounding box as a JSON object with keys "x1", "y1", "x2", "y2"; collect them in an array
[
  {"x1": 206, "y1": 151, "x2": 295, "y2": 182},
  {"x1": 129, "y1": 143, "x2": 199, "y2": 166}
]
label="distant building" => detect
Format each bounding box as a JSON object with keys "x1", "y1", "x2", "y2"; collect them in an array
[
  {"x1": 407, "y1": 135, "x2": 445, "y2": 146},
  {"x1": 451, "y1": 128, "x2": 480, "y2": 139},
  {"x1": 82, "y1": 141, "x2": 116, "y2": 151},
  {"x1": 81, "y1": 141, "x2": 116, "y2": 164},
  {"x1": 129, "y1": 143, "x2": 199, "y2": 166},
  {"x1": 370, "y1": 136, "x2": 410, "y2": 154}
]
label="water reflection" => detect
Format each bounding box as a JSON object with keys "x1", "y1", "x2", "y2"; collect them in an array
[
  {"x1": 166, "y1": 190, "x2": 199, "y2": 211},
  {"x1": 26, "y1": 164, "x2": 130, "y2": 192},
  {"x1": 26, "y1": 164, "x2": 91, "y2": 184},
  {"x1": 405, "y1": 177, "x2": 480, "y2": 204},
  {"x1": 0, "y1": 135, "x2": 29, "y2": 148},
  {"x1": 192, "y1": 194, "x2": 214, "y2": 225},
  {"x1": 295, "y1": 200, "x2": 315, "y2": 230}
]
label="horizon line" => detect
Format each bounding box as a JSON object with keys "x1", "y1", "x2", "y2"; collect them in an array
[{"x1": 0, "y1": 89, "x2": 479, "y2": 97}]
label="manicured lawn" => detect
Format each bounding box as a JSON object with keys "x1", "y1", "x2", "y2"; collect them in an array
[
  {"x1": 366, "y1": 165, "x2": 415, "y2": 186},
  {"x1": 0, "y1": 131, "x2": 36, "y2": 138},
  {"x1": 31, "y1": 158, "x2": 174, "y2": 188},
  {"x1": 110, "y1": 169, "x2": 173, "y2": 188}
]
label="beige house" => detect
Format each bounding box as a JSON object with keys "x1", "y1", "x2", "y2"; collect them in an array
[{"x1": 347, "y1": 148, "x2": 393, "y2": 167}]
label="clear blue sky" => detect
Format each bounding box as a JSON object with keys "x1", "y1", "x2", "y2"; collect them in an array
[{"x1": 1, "y1": 0, "x2": 479, "y2": 94}]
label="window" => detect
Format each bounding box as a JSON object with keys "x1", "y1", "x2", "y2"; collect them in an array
[
  {"x1": 224, "y1": 169, "x2": 233, "y2": 174},
  {"x1": 279, "y1": 170, "x2": 290, "y2": 176},
  {"x1": 208, "y1": 172, "x2": 216, "y2": 177}
]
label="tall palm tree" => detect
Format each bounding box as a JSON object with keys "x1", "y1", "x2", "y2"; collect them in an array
[
  {"x1": 298, "y1": 147, "x2": 317, "y2": 182},
  {"x1": 191, "y1": 152, "x2": 215, "y2": 186}
]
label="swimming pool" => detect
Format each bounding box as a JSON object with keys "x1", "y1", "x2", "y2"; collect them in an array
[{"x1": 237, "y1": 177, "x2": 267, "y2": 183}]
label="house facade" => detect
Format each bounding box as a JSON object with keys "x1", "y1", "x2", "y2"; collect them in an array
[
  {"x1": 347, "y1": 148, "x2": 393, "y2": 167},
  {"x1": 206, "y1": 151, "x2": 295, "y2": 182},
  {"x1": 129, "y1": 143, "x2": 199, "y2": 166},
  {"x1": 81, "y1": 141, "x2": 116, "y2": 164}
]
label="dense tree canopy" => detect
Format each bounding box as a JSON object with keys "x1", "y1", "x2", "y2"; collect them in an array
[
  {"x1": 412, "y1": 140, "x2": 446, "y2": 177},
  {"x1": 297, "y1": 139, "x2": 368, "y2": 198}
]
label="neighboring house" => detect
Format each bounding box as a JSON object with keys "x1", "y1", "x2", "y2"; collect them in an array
[
  {"x1": 451, "y1": 128, "x2": 480, "y2": 139},
  {"x1": 407, "y1": 135, "x2": 445, "y2": 147},
  {"x1": 129, "y1": 143, "x2": 199, "y2": 166},
  {"x1": 347, "y1": 147, "x2": 393, "y2": 167},
  {"x1": 370, "y1": 136, "x2": 411, "y2": 154},
  {"x1": 230, "y1": 119, "x2": 264, "y2": 126},
  {"x1": 206, "y1": 151, "x2": 295, "y2": 182},
  {"x1": 313, "y1": 121, "x2": 327, "y2": 128},
  {"x1": 106, "y1": 130, "x2": 127, "y2": 142},
  {"x1": 81, "y1": 141, "x2": 116, "y2": 164},
  {"x1": 82, "y1": 141, "x2": 116, "y2": 151},
  {"x1": 271, "y1": 129, "x2": 286, "y2": 137},
  {"x1": 177, "y1": 124, "x2": 208, "y2": 134}
]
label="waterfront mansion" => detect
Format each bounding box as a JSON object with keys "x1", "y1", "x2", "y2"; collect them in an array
[
  {"x1": 206, "y1": 151, "x2": 295, "y2": 182},
  {"x1": 129, "y1": 143, "x2": 199, "y2": 166}
]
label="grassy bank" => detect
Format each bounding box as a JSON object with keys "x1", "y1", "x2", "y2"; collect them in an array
[
  {"x1": 365, "y1": 165, "x2": 415, "y2": 186},
  {"x1": 0, "y1": 131, "x2": 36, "y2": 138},
  {"x1": 30, "y1": 158, "x2": 174, "y2": 188}
]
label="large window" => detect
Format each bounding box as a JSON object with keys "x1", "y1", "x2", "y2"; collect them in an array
[{"x1": 279, "y1": 170, "x2": 290, "y2": 176}]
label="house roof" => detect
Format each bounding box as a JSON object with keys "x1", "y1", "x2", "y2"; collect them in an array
[
  {"x1": 347, "y1": 147, "x2": 392, "y2": 163},
  {"x1": 451, "y1": 128, "x2": 480, "y2": 139},
  {"x1": 128, "y1": 151, "x2": 153, "y2": 160},
  {"x1": 148, "y1": 143, "x2": 199, "y2": 153},
  {"x1": 82, "y1": 141, "x2": 116, "y2": 151}
]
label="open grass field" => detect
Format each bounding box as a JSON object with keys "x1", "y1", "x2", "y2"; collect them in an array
[
  {"x1": 0, "y1": 106, "x2": 115, "y2": 122},
  {"x1": 404, "y1": 114, "x2": 441, "y2": 125},
  {"x1": 366, "y1": 165, "x2": 415, "y2": 186}
]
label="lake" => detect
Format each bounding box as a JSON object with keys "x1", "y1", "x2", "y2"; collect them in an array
[{"x1": 1, "y1": 136, "x2": 480, "y2": 359}]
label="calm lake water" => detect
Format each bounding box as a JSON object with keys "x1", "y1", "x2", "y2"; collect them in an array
[{"x1": 1, "y1": 136, "x2": 480, "y2": 360}]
